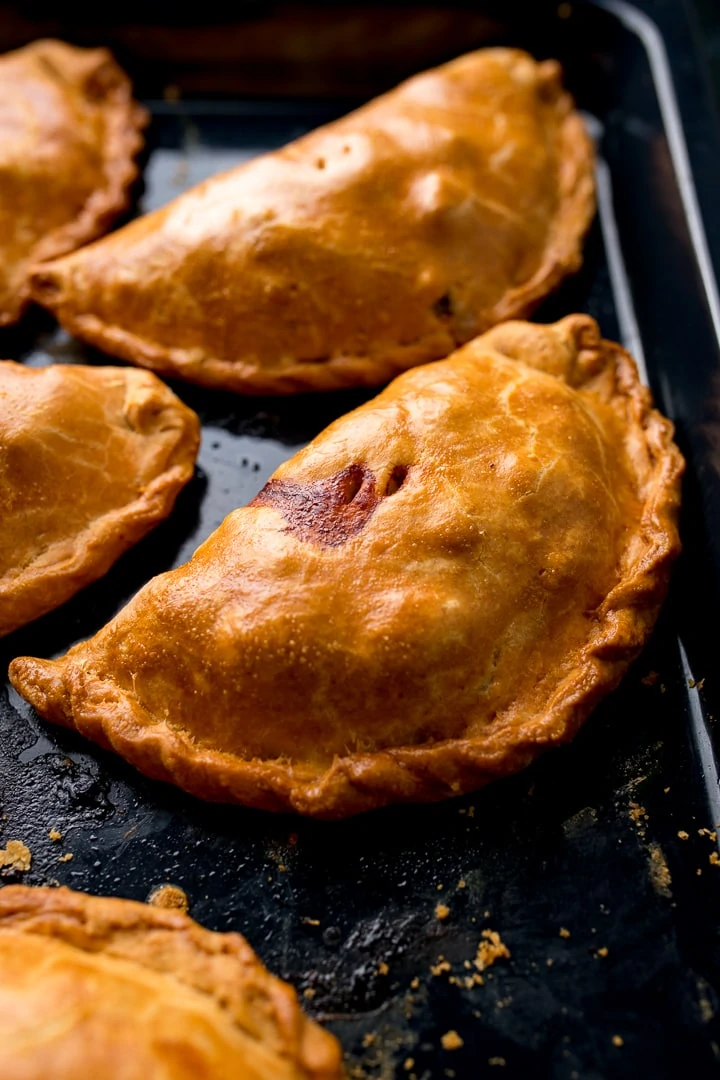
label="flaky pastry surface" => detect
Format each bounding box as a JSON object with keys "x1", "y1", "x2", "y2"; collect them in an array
[
  {"x1": 31, "y1": 49, "x2": 594, "y2": 393},
  {"x1": 0, "y1": 885, "x2": 343, "y2": 1079},
  {"x1": 9, "y1": 317, "x2": 682, "y2": 816},
  {"x1": 0, "y1": 362, "x2": 199, "y2": 637},
  {"x1": 0, "y1": 39, "x2": 147, "y2": 326}
]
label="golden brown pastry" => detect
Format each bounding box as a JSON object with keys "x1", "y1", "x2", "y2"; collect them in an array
[
  {"x1": 0, "y1": 362, "x2": 199, "y2": 637},
  {"x1": 30, "y1": 49, "x2": 594, "y2": 394},
  {"x1": 0, "y1": 885, "x2": 344, "y2": 1080},
  {"x1": 9, "y1": 317, "x2": 682, "y2": 816},
  {"x1": 0, "y1": 39, "x2": 147, "y2": 326}
]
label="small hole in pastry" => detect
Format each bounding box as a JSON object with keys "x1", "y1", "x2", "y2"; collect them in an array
[
  {"x1": 385, "y1": 465, "x2": 409, "y2": 496},
  {"x1": 339, "y1": 466, "x2": 364, "y2": 505},
  {"x1": 30, "y1": 273, "x2": 63, "y2": 301},
  {"x1": 315, "y1": 157, "x2": 326, "y2": 170},
  {"x1": 432, "y1": 293, "x2": 454, "y2": 319}
]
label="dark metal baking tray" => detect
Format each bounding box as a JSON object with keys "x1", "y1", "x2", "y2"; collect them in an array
[{"x1": 2, "y1": 1, "x2": 720, "y2": 1076}]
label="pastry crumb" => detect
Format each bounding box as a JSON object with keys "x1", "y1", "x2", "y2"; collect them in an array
[
  {"x1": 699, "y1": 828, "x2": 717, "y2": 841},
  {"x1": 559, "y1": 927, "x2": 571, "y2": 939},
  {"x1": 709, "y1": 852, "x2": 720, "y2": 867},
  {"x1": 441, "y1": 1031, "x2": 464, "y2": 1051},
  {"x1": 377, "y1": 961, "x2": 389, "y2": 976},
  {"x1": 303, "y1": 987, "x2": 316, "y2": 999},
  {"x1": 403, "y1": 1059, "x2": 414, "y2": 1071},
  {"x1": 678, "y1": 830, "x2": 689, "y2": 840},
  {"x1": 457, "y1": 879, "x2": 467, "y2": 889},
  {"x1": 48, "y1": 828, "x2": 63, "y2": 842},
  {"x1": 436, "y1": 883, "x2": 444, "y2": 891},
  {"x1": 302, "y1": 917, "x2": 321, "y2": 926},
  {"x1": 612, "y1": 1035, "x2": 624, "y2": 1048},
  {"x1": 546, "y1": 958, "x2": 554, "y2": 966},
  {"x1": 410, "y1": 977, "x2": 420, "y2": 990},
  {"x1": 362, "y1": 1033, "x2": 376, "y2": 1048},
  {"x1": 147, "y1": 884, "x2": 189, "y2": 912},
  {"x1": 629, "y1": 802, "x2": 648, "y2": 824},
  {"x1": 641, "y1": 671, "x2": 659, "y2": 687},
  {"x1": 58, "y1": 853, "x2": 73, "y2": 863},
  {"x1": 0, "y1": 840, "x2": 31, "y2": 872},
  {"x1": 431, "y1": 958, "x2": 451, "y2": 976},
  {"x1": 596, "y1": 946, "x2": 609, "y2": 958},
  {"x1": 435, "y1": 903, "x2": 450, "y2": 920},
  {"x1": 489, "y1": 1058, "x2": 507, "y2": 1067},
  {"x1": 474, "y1": 930, "x2": 510, "y2": 972}
]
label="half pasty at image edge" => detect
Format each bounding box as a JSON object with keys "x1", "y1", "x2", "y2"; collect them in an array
[
  {"x1": 0, "y1": 884, "x2": 344, "y2": 1080},
  {"x1": 0, "y1": 38, "x2": 147, "y2": 326},
  {"x1": 9, "y1": 316, "x2": 683, "y2": 817},
  {"x1": 0, "y1": 362, "x2": 200, "y2": 638},
  {"x1": 30, "y1": 47, "x2": 595, "y2": 394}
]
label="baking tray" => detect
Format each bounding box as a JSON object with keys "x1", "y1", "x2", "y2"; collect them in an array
[{"x1": 2, "y1": 1, "x2": 720, "y2": 1076}]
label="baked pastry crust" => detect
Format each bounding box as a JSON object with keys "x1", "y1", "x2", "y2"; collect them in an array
[
  {"x1": 30, "y1": 49, "x2": 594, "y2": 394},
  {"x1": 0, "y1": 362, "x2": 199, "y2": 637},
  {"x1": 0, "y1": 885, "x2": 343, "y2": 1079},
  {"x1": 9, "y1": 317, "x2": 682, "y2": 816},
  {"x1": 0, "y1": 39, "x2": 147, "y2": 326}
]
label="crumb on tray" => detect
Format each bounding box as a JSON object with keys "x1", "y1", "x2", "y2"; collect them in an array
[
  {"x1": 474, "y1": 930, "x2": 510, "y2": 972},
  {"x1": 147, "y1": 883, "x2": 189, "y2": 913},
  {"x1": 431, "y1": 958, "x2": 451, "y2": 976},
  {"x1": 0, "y1": 840, "x2": 31, "y2": 872}
]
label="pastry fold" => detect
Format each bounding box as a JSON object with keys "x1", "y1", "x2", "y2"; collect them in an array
[
  {"x1": 0, "y1": 362, "x2": 199, "y2": 637},
  {"x1": 0, "y1": 885, "x2": 343, "y2": 1079},
  {"x1": 0, "y1": 39, "x2": 147, "y2": 326},
  {"x1": 31, "y1": 49, "x2": 594, "y2": 393},
  {"x1": 9, "y1": 317, "x2": 682, "y2": 816}
]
